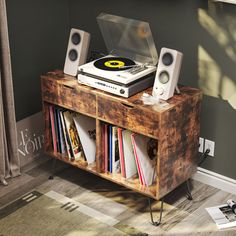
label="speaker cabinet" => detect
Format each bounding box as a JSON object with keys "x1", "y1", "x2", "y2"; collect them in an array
[
  {"x1": 63, "y1": 28, "x2": 90, "y2": 76},
  {"x1": 152, "y1": 47, "x2": 183, "y2": 100}
]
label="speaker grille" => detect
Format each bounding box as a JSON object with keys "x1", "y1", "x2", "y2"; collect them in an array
[
  {"x1": 162, "y1": 52, "x2": 173, "y2": 66},
  {"x1": 69, "y1": 49, "x2": 78, "y2": 61},
  {"x1": 159, "y1": 71, "x2": 169, "y2": 84},
  {"x1": 71, "y1": 32, "x2": 81, "y2": 45}
]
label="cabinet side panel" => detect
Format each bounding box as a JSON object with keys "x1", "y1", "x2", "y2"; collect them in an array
[
  {"x1": 157, "y1": 93, "x2": 202, "y2": 199},
  {"x1": 43, "y1": 102, "x2": 53, "y2": 153},
  {"x1": 96, "y1": 119, "x2": 104, "y2": 172}
]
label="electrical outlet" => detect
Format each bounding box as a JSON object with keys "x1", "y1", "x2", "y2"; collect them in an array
[
  {"x1": 199, "y1": 137, "x2": 204, "y2": 153},
  {"x1": 204, "y1": 139, "x2": 215, "y2": 157}
]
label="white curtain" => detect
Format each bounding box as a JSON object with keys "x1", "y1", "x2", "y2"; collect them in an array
[{"x1": 0, "y1": 0, "x2": 21, "y2": 185}]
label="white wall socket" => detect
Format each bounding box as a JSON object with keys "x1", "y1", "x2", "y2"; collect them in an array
[
  {"x1": 204, "y1": 139, "x2": 215, "y2": 157},
  {"x1": 199, "y1": 137, "x2": 204, "y2": 153}
]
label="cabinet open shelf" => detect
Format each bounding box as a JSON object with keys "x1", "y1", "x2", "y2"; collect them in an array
[
  {"x1": 46, "y1": 149, "x2": 157, "y2": 198},
  {"x1": 41, "y1": 70, "x2": 202, "y2": 201}
]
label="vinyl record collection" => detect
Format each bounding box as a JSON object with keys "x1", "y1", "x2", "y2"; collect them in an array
[
  {"x1": 48, "y1": 105, "x2": 96, "y2": 164},
  {"x1": 48, "y1": 104, "x2": 157, "y2": 186},
  {"x1": 102, "y1": 123, "x2": 157, "y2": 186}
]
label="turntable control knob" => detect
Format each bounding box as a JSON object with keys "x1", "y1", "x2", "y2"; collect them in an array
[{"x1": 120, "y1": 89, "x2": 125, "y2": 94}]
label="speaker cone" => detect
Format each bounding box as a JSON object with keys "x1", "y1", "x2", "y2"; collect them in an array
[
  {"x1": 69, "y1": 49, "x2": 78, "y2": 61},
  {"x1": 71, "y1": 32, "x2": 81, "y2": 45},
  {"x1": 159, "y1": 71, "x2": 169, "y2": 84},
  {"x1": 162, "y1": 52, "x2": 173, "y2": 66}
]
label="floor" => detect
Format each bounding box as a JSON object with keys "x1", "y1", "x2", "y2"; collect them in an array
[{"x1": 0, "y1": 158, "x2": 236, "y2": 236}]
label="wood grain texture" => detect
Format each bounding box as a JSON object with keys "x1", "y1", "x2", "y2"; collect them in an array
[
  {"x1": 73, "y1": 88, "x2": 96, "y2": 116},
  {"x1": 157, "y1": 92, "x2": 202, "y2": 199},
  {"x1": 41, "y1": 70, "x2": 202, "y2": 200},
  {"x1": 97, "y1": 96, "x2": 160, "y2": 138},
  {"x1": 96, "y1": 119, "x2": 104, "y2": 172},
  {"x1": 41, "y1": 77, "x2": 59, "y2": 104},
  {"x1": 43, "y1": 103, "x2": 53, "y2": 153}
]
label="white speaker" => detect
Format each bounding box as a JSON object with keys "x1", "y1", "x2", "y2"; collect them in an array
[
  {"x1": 152, "y1": 47, "x2": 183, "y2": 100},
  {"x1": 63, "y1": 28, "x2": 90, "y2": 76}
]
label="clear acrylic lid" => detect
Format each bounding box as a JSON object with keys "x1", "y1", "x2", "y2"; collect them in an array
[{"x1": 97, "y1": 13, "x2": 158, "y2": 65}]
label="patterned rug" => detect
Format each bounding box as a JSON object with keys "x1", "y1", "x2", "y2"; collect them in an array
[{"x1": 0, "y1": 190, "x2": 148, "y2": 236}]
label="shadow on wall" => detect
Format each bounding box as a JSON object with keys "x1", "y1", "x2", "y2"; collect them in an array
[{"x1": 198, "y1": 2, "x2": 236, "y2": 109}]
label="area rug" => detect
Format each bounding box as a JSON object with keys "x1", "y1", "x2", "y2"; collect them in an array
[{"x1": 0, "y1": 190, "x2": 147, "y2": 236}]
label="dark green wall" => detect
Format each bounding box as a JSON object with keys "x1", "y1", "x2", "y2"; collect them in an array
[
  {"x1": 6, "y1": 0, "x2": 70, "y2": 121},
  {"x1": 68, "y1": 0, "x2": 236, "y2": 180},
  {"x1": 198, "y1": 3, "x2": 236, "y2": 179},
  {"x1": 7, "y1": 0, "x2": 236, "y2": 179},
  {"x1": 68, "y1": 0, "x2": 199, "y2": 87}
]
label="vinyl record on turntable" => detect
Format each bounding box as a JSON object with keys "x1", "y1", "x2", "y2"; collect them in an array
[{"x1": 94, "y1": 57, "x2": 136, "y2": 71}]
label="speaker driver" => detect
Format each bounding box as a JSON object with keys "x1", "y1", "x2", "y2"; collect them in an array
[
  {"x1": 159, "y1": 71, "x2": 169, "y2": 84},
  {"x1": 162, "y1": 52, "x2": 173, "y2": 66},
  {"x1": 71, "y1": 32, "x2": 81, "y2": 45},
  {"x1": 69, "y1": 49, "x2": 78, "y2": 61}
]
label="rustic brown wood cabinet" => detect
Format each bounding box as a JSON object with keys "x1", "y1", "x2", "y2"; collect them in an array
[{"x1": 41, "y1": 70, "x2": 202, "y2": 203}]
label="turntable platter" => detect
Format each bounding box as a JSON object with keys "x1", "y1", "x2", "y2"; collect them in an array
[{"x1": 93, "y1": 57, "x2": 136, "y2": 71}]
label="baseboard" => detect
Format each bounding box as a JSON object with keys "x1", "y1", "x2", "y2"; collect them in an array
[{"x1": 192, "y1": 167, "x2": 236, "y2": 194}]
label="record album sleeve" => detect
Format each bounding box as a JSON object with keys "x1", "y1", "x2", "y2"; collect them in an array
[
  {"x1": 131, "y1": 133, "x2": 157, "y2": 186},
  {"x1": 73, "y1": 114, "x2": 96, "y2": 165},
  {"x1": 122, "y1": 130, "x2": 137, "y2": 179},
  {"x1": 63, "y1": 111, "x2": 82, "y2": 161}
]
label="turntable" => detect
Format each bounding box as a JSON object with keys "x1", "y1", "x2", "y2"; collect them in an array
[{"x1": 77, "y1": 13, "x2": 158, "y2": 98}]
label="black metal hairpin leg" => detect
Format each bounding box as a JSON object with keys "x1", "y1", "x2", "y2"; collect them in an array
[
  {"x1": 49, "y1": 158, "x2": 57, "y2": 180},
  {"x1": 185, "y1": 179, "x2": 193, "y2": 200},
  {"x1": 148, "y1": 197, "x2": 164, "y2": 226}
]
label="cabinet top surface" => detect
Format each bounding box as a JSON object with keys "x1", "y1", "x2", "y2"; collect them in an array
[{"x1": 41, "y1": 70, "x2": 202, "y2": 113}]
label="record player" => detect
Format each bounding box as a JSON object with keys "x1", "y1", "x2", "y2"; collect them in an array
[{"x1": 77, "y1": 13, "x2": 158, "y2": 98}]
